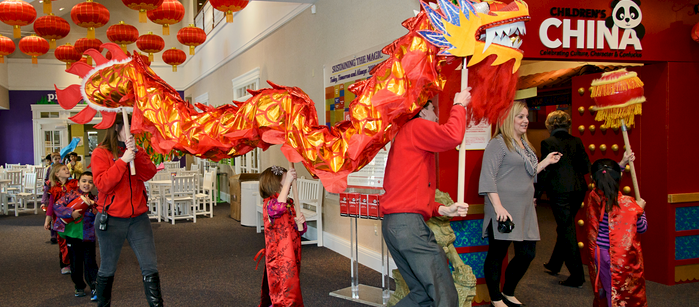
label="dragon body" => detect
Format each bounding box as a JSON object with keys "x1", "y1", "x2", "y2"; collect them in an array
[{"x1": 56, "y1": 0, "x2": 530, "y2": 193}]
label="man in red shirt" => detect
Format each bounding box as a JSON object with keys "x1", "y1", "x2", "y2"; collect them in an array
[{"x1": 381, "y1": 90, "x2": 471, "y2": 306}]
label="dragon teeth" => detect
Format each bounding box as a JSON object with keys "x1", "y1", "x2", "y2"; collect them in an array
[
  {"x1": 484, "y1": 28, "x2": 497, "y2": 51},
  {"x1": 481, "y1": 21, "x2": 527, "y2": 49}
]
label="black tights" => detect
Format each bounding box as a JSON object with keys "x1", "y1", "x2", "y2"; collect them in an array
[{"x1": 484, "y1": 223, "x2": 536, "y2": 302}]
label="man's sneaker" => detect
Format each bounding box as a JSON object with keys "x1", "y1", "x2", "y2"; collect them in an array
[
  {"x1": 90, "y1": 290, "x2": 97, "y2": 301},
  {"x1": 75, "y1": 289, "x2": 86, "y2": 297},
  {"x1": 61, "y1": 267, "x2": 71, "y2": 275}
]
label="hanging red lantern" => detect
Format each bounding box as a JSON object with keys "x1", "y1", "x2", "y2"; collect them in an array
[
  {"x1": 74, "y1": 37, "x2": 103, "y2": 65},
  {"x1": 70, "y1": 0, "x2": 110, "y2": 39},
  {"x1": 33, "y1": 14, "x2": 71, "y2": 49},
  {"x1": 122, "y1": 0, "x2": 163, "y2": 23},
  {"x1": 0, "y1": 0, "x2": 37, "y2": 38},
  {"x1": 0, "y1": 35, "x2": 15, "y2": 63},
  {"x1": 177, "y1": 24, "x2": 206, "y2": 55},
  {"x1": 107, "y1": 21, "x2": 139, "y2": 54},
  {"x1": 147, "y1": 0, "x2": 184, "y2": 36},
  {"x1": 162, "y1": 47, "x2": 185, "y2": 72},
  {"x1": 55, "y1": 43, "x2": 82, "y2": 69},
  {"x1": 136, "y1": 31, "x2": 164, "y2": 62},
  {"x1": 209, "y1": 0, "x2": 249, "y2": 23},
  {"x1": 19, "y1": 35, "x2": 49, "y2": 64}
]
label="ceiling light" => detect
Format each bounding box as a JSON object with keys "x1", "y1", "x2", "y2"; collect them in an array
[{"x1": 59, "y1": 7, "x2": 64, "y2": 11}]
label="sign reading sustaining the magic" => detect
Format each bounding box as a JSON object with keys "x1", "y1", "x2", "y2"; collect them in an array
[{"x1": 538, "y1": 0, "x2": 644, "y2": 59}]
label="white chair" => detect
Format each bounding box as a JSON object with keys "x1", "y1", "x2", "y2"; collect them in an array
[
  {"x1": 10, "y1": 172, "x2": 38, "y2": 216},
  {"x1": 164, "y1": 161, "x2": 180, "y2": 170},
  {"x1": 294, "y1": 178, "x2": 324, "y2": 246},
  {"x1": 4, "y1": 170, "x2": 23, "y2": 198},
  {"x1": 164, "y1": 175, "x2": 197, "y2": 224},
  {"x1": 189, "y1": 164, "x2": 199, "y2": 173},
  {"x1": 194, "y1": 171, "x2": 215, "y2": 218}
]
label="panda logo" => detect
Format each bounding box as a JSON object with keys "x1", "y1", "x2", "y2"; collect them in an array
[{"x1": 606, "y1": 0, "x2": 645, "y2": 39}]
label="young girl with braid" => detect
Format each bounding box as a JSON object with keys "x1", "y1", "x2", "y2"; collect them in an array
[
  {"x1": 256, "y1": 165, "x2": 307, "y2": 307},
  {"x1": 584, "y1": 158, "x2": 648, "y2": 307}
]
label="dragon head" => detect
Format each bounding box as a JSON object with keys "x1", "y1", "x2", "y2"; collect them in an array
[{"x1": 419, "y1": 0, "x2": 530, "y2": 73}]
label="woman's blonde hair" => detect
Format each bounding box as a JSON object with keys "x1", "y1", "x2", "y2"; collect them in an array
[
  {"x1": 259, "y1": 166, "x2": 286, "y2": 199},
  {"x1": 493, "y1": 101, "x2": 534, "y2": 152},
  {"x1": 545, "y1": 110, "x2": 571, "y2": 132},
  {"x1": 48, "y1": 163, "x2": 67, "y2": 187}
]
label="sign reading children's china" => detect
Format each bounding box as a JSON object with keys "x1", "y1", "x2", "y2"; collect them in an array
[{"x1": 521, "y1": 0, "x2": 699, "y2": 62}]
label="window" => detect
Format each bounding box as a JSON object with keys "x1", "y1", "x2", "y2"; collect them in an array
[{"x1": 232, "y1": 68, "x2": 260, "y2": 102}]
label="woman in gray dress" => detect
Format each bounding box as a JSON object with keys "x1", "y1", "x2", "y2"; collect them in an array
[{"x1": 479, "y1": 101, "x2": 561, "y2": 307}]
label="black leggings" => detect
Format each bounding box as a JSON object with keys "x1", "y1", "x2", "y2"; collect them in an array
[{"x1": 484, "y1": 223, "x2": 536, "y2": 302}]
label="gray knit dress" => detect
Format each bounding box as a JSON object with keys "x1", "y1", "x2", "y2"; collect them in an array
[{"x1": 478, "y1": 135, "x2": 540, "y2": 241}]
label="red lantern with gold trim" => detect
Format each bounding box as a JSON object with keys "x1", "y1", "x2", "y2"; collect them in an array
[
  {"x1": 177, "y1": 24, "x2": 206, "y2": 55},
  {"x1": 209, "y1": 0, "x2": 249, "y2": 23},
  {"x1": 70, "y1": 0, "x2": 110, "y2": 39},
  {"x1": 107, "y1": 21, "x2": 139, "y2": 54},
  {"x1": 74, "y1": 37, "x2": 103, "y2": 65},
  {"x1": 0, "y1": 35, "x2": 15, "y2": 63},
  {"x1": 162, "y1": 47, "x2": 185, "y2": 72},
  {"x1": 0, "y1": 0, "x2": 37, "y2": 38},
  {"x1": 19, "y1": 35, "x2": 49, "y2": 64},
  {"x1": 122, "y1": 0, "x2": 163, "y2": 23},
  {"x1": 55, "y1": 43, "x2": 82, "y2": 69},
  {"x1": 33, "y1": 14, "x2": 70, "y2": 49},
  {"x1": 147, "y1": 0, "x2": 184, "y2": 36},
  {"x1": 136, "y1": 32, "x2": 164, "y2": 62}
]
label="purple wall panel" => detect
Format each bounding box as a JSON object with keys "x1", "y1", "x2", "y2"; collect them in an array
[{"x1": 0, "y1": 91, "x2": 53, "y2": 165}]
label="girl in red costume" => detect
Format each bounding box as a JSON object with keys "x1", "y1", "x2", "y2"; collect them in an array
[
  {"x1": 256, "y1": 165, "x2": 307, "y2": 307},
  {"x1": 585, "y1": 158, "x2": 648, "y2": 307},
  {"x1": 43, "y1": 163, "x2": 78, "y2": 275}
]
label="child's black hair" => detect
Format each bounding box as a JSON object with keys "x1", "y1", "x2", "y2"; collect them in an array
[
  {"x1": 590, "y1": 159, "x2": 622, "y2": 213},
  {"x1": 78, "y1": 171, "x2": 93, "y2": 181}
]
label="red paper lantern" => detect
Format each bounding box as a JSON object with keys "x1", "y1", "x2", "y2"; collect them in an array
[
  {"x1": 55, "y1": 43, "x2": 82, "y2": 69},
  {"x1": 692, "y1": 22, "x2": 699, "y2": 43},
  {"x1": 19, "y1": 35, "x2": 49, "y2": 64},
  {"x1": 0, "y1": 0, "x2": 37, "y2": 38},
  {"x1": 70, "y1": 0, "x2": 110, "y2": 39},
  {"x1": 147, "y1": 0, "x2": 184, "y2": 36},
  {"x1": 209, "y1": 0, "x2": 249, "y2": 23},
  {"x1": 107, "y1": 21, "x2": 139, "y2": 53},
  {"x1": 136, "y1": 32, "x2": 164, "y2": 62},
  {"x1": 122, "y1": 0, "x2": 163, "y2": 23},
  {"x1": 162, "y1": 47, "x2": 185, "y2": 72},
  {"x1": 33, "y1": 14, "x2": 71, "y2": 49},
  {"x1": 177, "y1": 24, "x2": 206, "y2": 55},
  {"x1": 0, "y1": 35, "x2": 15, "y2": 63},
  {"x1": 74, "y1": 37, "x2": 103, "y2": 65}
]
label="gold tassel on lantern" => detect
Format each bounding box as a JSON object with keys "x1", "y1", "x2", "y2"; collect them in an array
[
  {"x1": 189, "y1": 46, "x2": 195, "y2": 55},
  {"x1": 172, "y1": 65, "x2": 177, "y2": 72},
  {"x1": 86, "y1": 56, "x2": 92, "y2": 66},
  {"x1": 66, "y1": 62, "x2": 71, "y2": 69},
  {"x1": 13, "y1": 26, "x2": 21, "y2": 39},
  {"x1": 120, "y1": 44, "x2": 127, "y2": 54},
  {"x1": 31, "y1": 56, "x2": 38, "y2": 65},
  {"x1": 139, "y1": 9, "x2": 147, "y2": 23},
  {"x1": 226, "y1": 11, "x2": 233, "y2": 23},
  {"x1": 49, "y1": 39, "x2": 56, "y2": 50},
  {"x1": 0, "y1": 56, "x2": 4, "y2": 64},
  {"x1": 87, "y1": 28, "x2": 95, "y2": 39},
  {"x1": 163, "y1": 25, "x2": 170, "y2": 36},
  {"x1": 44, "y1": 0, "x2": 52, "y2": 14},
  {"x1": 148, "y1": 53, "x2": 153, "y2": 62}
]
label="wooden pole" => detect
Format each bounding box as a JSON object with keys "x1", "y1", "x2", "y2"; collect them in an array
[
  {"x1": 122, "y1": 109, "x2": 136, "y2": 175},
  {"x1": 288, "y1": 162, "x2": 304, "y2": 232},
  {"x1": 457, "y1": 59, "x2": 468, "y2": 204},
  {"x1": 620, "y1": 119, "x2": 640, "y2": 199}
]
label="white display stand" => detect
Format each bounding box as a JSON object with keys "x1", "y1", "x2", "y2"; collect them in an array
[{"x1": 240, "y1": 181, "x2": 260, "y2": 226}]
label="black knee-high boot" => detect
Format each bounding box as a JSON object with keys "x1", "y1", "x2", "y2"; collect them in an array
[
  {"x1": 143, "y1": 273, "x2": 164, "y2": 307},
  {"x1": 96, "y1": 275, "x2": 114, "y2": 307}
]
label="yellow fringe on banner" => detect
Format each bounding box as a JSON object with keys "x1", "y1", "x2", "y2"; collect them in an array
[
  {"x1": 590, "y1": 77, "x2": 644, "y2": 99},
  {"x1": 594, "y1": 103, "x2": 643, "y2": 128}
]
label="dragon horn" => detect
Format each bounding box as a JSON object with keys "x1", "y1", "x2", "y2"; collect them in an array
[
  {"x1": 69, "y1": 107, "x2": 97, "y2": 124},
  {"x1": 84, "y1": 49, "x2": 109, "y2": 66},
  {"x1": 54, "y1": 84, "x2": 82, "y2": 110},
  {"x1": 102, "y1": 43, "x2": 129, "y2": 61},
  {"x1": 93, "y1": 111, "x2": 117, "y2": 129},
  {"x1": 66, "y1": 61, "x2": 94, "y2": 78}
]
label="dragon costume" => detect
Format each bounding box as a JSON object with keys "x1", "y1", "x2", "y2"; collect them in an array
[{"x1": 55, "y1": 0, "x2": 531, "y2": 193}]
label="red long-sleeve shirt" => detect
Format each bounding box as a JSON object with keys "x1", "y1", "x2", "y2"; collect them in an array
[
  {"x1": 380, "y1": 106, "x2": 466, "y2": 220},
  {"x1": 91, "y1": 146, "x2": 157, "y2": 218}
]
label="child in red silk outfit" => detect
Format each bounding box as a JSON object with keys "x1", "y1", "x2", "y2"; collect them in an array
[
  {"x1": 43, "y1": 163, "x2": 78, "y2": 275},
  {"x1": 585, "y1": 158, "x2": 648, "y2": 307},
  {"x1": 256, "y1": 165, "x2": 307, "y2": 307}
]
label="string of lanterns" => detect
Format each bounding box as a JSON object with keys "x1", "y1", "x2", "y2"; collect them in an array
[{"x1": 0, "y1": 0, "x2": 248, "y2": 69}]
